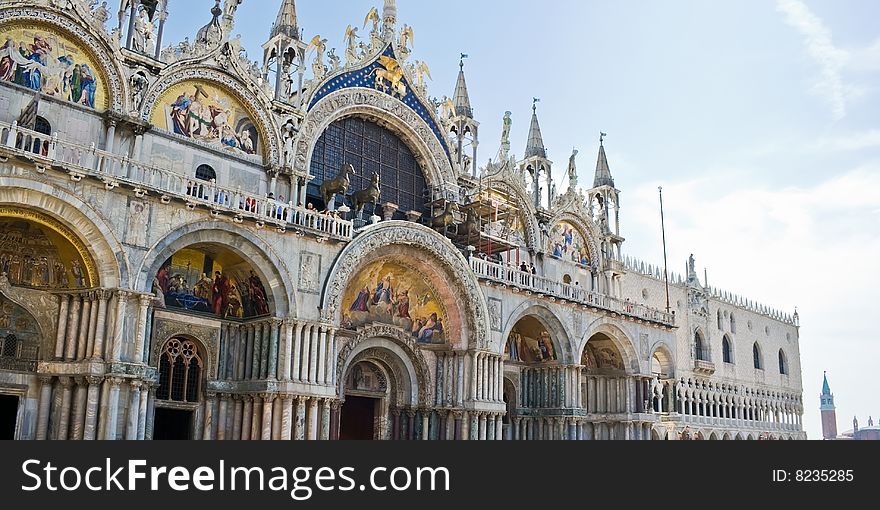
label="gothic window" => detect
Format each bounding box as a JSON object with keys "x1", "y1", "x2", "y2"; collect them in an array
[
  {"x1": 753, "y1": 343, "x2": 763, "y2": 370},
  {"x1": 310, "y1": 117, "x2": 428, "y2": 217},
  {"x1": 730, "y1": 314, "x2": 737, "y2": 334},
  {"x1": 778, "y1": 350, "x2": 787, "y2": 375},
  {"x1": 722, "y1": 336, "x2": 733, "y2": 364},
  {"x1": 694, "y1": 331, "x2": 708, "y2": 361},
  {"x1": 0, "y1": 334, "x2": 19, "y2": 358},
  {"x1": 157, "y1": 338, "x2": 203, "y2": 403}
]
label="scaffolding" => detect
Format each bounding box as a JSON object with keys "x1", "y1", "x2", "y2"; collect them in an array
[{"x1": 455, "y1": 179, "x2": 522, "y2": 262}]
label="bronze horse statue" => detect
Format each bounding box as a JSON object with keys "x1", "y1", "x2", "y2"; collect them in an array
[
  {"x1": 351, "y1": 171, "x2": 381, "y2": 217},
  {"x1": 430, "y1": 202, "x2": 459, "y2": 237},
  {"x1": 320, "y1": 163, "x2": 356, "y2": 209}
]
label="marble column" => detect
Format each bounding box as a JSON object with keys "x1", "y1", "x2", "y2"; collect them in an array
[
  {"x1": 208, "y1": 394, "x2": 221, "y2": 440},
  {"x1": 268, "y1": 320, "x2": 280, "y2": 380},
  {"x1": 56, "y1": 377, "x2": 73, "y2": 440},
  {"x1": 307, "y1": 398, "x2": 319, "y2": 440},
  {"x1": 407, "y1": 410, "x2": 416, "y2": 440},
  {"x1": 251, "y1": 397, "x2": 263, "y2": 440},
  {"x1": 320, "y1": 399, "x2": 331, "y2": 440},
  {"x1": 64, "y1": 297, "x2": 81, "y2": 361},
  {"x1": 83, "y1": 377, "x2": 101, "y2": 441},
  {"x1": 35, "y1": 376, "x2": 53, "y2": 440},
  {"x1": 109, "y1": 292, "x2": 129, "y2": 362},
  {"x1": 391, "y1": 409, "x2": 401, "y2": 440},
  {"x1": 421, "y1": 409, "x2": 430, "y2": 441},
  {"x1": 281, "y1": 320, "x2": 294, "y2": 381},
  {"x1": 281, "y1": 396, "x2": 293, "y2": 440},
  {"x1": 54, "y1": 296, "x2": 69, "y2": 360},
  {"x1": 76, "y1": 297, "x2": 92, "y2": 361},
  {"x1": 103, "y1": 377, "x2": 122, "y2": 440},
  {"x1": 272, "y1": 397, "x2": 283, "y2": 440},
  {"x1": 308, "y1": 327, "x2": 320, "y2": 384},
  {"x1": 291, "y1": 322, "x2": 303, "y2": 381},
  {"x1": 144, "y1": 385, "x2": 157, "y2": 440},
  {"x1": 231, "y1": 397, "x2": 243, "y2": 441},
  {"x1": 133, "y1": 295, "x2": 152, "y2": 363},
  {"x1": 70, "y1": 377, "x2": 88, "y2": 440},
  {"x1": 495, "y1": 415, "x2": 504, "y2": 441},
  {"x1": 261, "y1": 394, "x2": 274, "y2": 441},
  {"x1": 241, "y1": 396, "x2": 253, "y2": 441},
  {"x1": 317, "y1": 327, "x2": 327, "y2": 385},
  {"x1": 92, "y1": 291, "x2": 110, "y2": 360},
  {"x1": 137, "y1": 384, "x2": 149, "y2": 440},
  {"x1": 330, "y1": 400, "x2": 341, "y2": 440},
  {"x1": 295, "y1": 396, "x2": 307, "y2": 440},
  {"x1": 125, "y1": 381, "x2": 142, "y2": 440}
]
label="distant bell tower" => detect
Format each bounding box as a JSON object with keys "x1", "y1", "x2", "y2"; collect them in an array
[{"x1": 820, "y1": 371, "x2": 838, "y2": 440}]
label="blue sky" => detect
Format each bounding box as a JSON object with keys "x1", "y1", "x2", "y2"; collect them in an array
[{"x1": 158, "y1": 0, "x2": 880, "y2": 439}]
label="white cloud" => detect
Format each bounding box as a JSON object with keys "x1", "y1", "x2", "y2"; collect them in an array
[
  {"x1": 776, "y1": 0, "x2": 851, "y2": 120},
  {"x1": 816, "y1": 129, "x2": 880, "y2": 151},
  {"x1": 623, "y1": 167, "x2": 880, "y2": 439}
]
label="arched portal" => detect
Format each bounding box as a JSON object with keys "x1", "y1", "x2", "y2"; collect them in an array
[
  {"x1": 582, "y1": 333, "x2": 627, "y2": 374},
  {"x1": 337, "y1": 329, "x2": 431, "y2": 441}
]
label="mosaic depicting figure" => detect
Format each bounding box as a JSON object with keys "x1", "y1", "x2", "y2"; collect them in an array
[
  {"x1": 0, "y1": 218, "x2": 90, "y2": 290},
  {"x1": 155, "y1": 248, "x2": 270, "y2": 320},
  {"x1": 505, "y1": 325, "x2": 557, "y2": 364},
  {"x1": 548, "y1": 221, "x2": 591, "y2": 267},
  {"x1": 152, "y1": 80, "x2": 261, "y2": 156},
  {"x1": 0, "y1": 23, "x2": 107, "y2": 110},
  {"x1": 342, "y1": 261, "x2": 446, "y2": 344}
]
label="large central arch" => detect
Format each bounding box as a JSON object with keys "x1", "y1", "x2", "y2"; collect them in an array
[
  {"x1": 321, "y1": 221, "x2": 488, "y2": 350},
  {"x1": 295, "y1": 88, "x2": 456, "y2": 189}
]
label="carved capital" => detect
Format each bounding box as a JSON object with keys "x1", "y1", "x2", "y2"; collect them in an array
[
  {"x1": 58, "y1": 376, "x2": 74, "y2": 389},
  {"x1": 108, "y1": 377, "x2": 124, "y2": 387},
  {"x1": 86, "y1": 376, "x2": 103, "y2": 386}
]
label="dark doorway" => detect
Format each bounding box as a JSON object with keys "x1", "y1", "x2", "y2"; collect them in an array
[
  {"x1": 0, "y1": 395, "x2": 18, "y2": 439},
  {"x1": 152, "y1": 408, "x2": 194, "y2": 440},
  {"x1": 340, "y1": 396, "x2": 378, "y2": 440}
]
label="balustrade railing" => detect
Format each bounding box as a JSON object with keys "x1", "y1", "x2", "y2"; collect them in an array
[
  {"x1": 470, "y1": 257, "x2": 676, "y2": 327},
  {"x1": 0, "y1": 121, "x2": 353, "y2": 240}
]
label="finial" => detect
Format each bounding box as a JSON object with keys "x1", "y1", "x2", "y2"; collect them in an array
[
  {"x1": 600, "y1": 132, "x2": 607, "y2": 146},
  {"x1": 533, "y1": 97, "x2": 540, "y2": 112},
  {"x1": 460, "y1": 53, "x2": 468, "y2": 69}
]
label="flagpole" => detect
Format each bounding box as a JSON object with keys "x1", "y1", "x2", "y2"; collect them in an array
[{"x1": 659, "y1": 186, "x2": 670, "y2": 314}]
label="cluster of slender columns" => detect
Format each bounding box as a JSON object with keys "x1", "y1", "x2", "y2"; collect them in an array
[
  {"x1": 52, "y1": 290, "x2": 151, "y2": 364},
  {"x1": 471, "y1": 352, "x2": 503, "y2": 403},
  {"x1": 434, "y1": 351, "x2": 466, "y2": 407},
  {"x1": 34, "y1": 375, "x2": 156, "y2": 440},
  {"x1": 388, "y1": 408, "x2": 504, "y2": 441},
  {"x1": 202, "y1": 394, "x2": 340, "y2": 441},
  {"x1": 508, "y1": 418, "x2": 655, "y2": 440}
]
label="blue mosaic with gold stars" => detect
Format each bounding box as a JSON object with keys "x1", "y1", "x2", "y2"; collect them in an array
[{"x1": 307, "y1": 45, "x2": 450, "y2": 157}]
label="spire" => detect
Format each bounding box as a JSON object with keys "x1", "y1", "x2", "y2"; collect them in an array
[
  {"x1": 271, "y1": 0, "x2": 299, "y2": 39},
  {"x1": 822, "y1": 371, "x2": 831, "y2": 395},
  {"x1": 453, "y1": 55, "x2": 473, "y2": 118},
  {"x1": 593, "y1": 132, "x2": 615, "y2": 188},
  {"x1": 382, "y1": 0, "x2": 397, "y2": 39},
  {"x1": 525, "y1": 99, "x2": 546, "y2": 159}
]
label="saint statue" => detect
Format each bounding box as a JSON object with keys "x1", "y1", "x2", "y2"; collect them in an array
[{"x1": 568, "y1": 149, "x2": 579, "y2": 189}]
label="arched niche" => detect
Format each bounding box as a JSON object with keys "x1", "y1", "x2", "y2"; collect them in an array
[
  {"x1": 137, "y1": 223, "x2": 293, "y2": 318},
  {"x1": 0, "y1": 11, "x2": 125, "y2": 112},
  {"x1": 0, "y1": 181, "x2": 127, "y2": 288},
  {"x1": 651, "y1": 344, "x2": 675, "y2": 378},
  {"x1": 0, "y1": 209, "x2": 98, "y2": 290},
  {"x1": 152, "y1": 244, "x2": 273, "y2": 320},
  {"x1": 140, "y1": 67, "x2": 280, "y2": 164},
  {"x1": 579, "y1": 321, "x2": 641, "y2": 374},
  {"x1": 545, "y1": 213, "x2": 600, "y2": 271},
  {"x1": 504, "y1": 315, "x2": 561, "y2": 365},
  {"x1": 341, "y1": 258, "x2": 449, "y2": 345},
  {"x1": 0, "y1": 290, "x2": 42, "y2": 366},
  {"x1": 322, "y1": 222, "x2": 488, "y2": 351}
]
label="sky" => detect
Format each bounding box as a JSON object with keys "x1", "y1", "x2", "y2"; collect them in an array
[{"x1": 155, "y1": 0, "x2": 880, "y2": 439}]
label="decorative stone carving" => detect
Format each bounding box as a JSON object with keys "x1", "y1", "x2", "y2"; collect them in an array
[
  {"x1": 298, "y1": 252, "x2": 320, "y2": 294},
  {"x1": 488, "y1": 298, "x2": 502, "y2": 332},
  {"x1": 321, "y1": 222, "x2": 489, "y2": 350}
]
